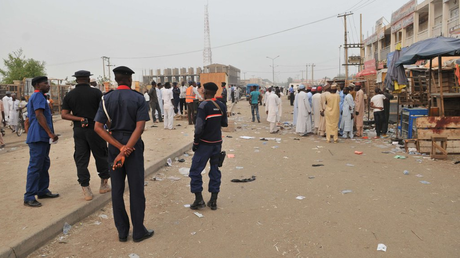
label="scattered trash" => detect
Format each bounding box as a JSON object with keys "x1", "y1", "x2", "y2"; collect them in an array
[
  {"x1": 129, "y1": 253, "x2": 140, "y2": 258},
  {"x1": 94, "y1": 221, "x2": 101, "y2": 225},
  {"x1": 296, "y1": 196, "x2": 306, "y2": 200},
  {"x1": 236, "y1": 166, "x2": 244, "y2": 169},
  {"x1": 341, "y1": 190, "x2": 353, "y2": 194},
  {"x1": 377, "y1": 243, "x2": 387, "y2": 252},
  {"x1": 183, "y1": 153, "x2": 190, "y2": 157},
  {"x1": 394, "y1": 155, "x2": 406, "y2": 159},
  {"x1": 403, "y1": 170, "x2": 410, "y2": 175},
  {"x1": 272, "y1": 146, "x2": 279, "y2": 149},
  {"x1": 191, "y1": 232, "x2": 197, "y2": 235},
  {"x1": 194, "y1": 212, "x2": 204, "y2": 218},
  {"x1": 144, "y1": 181, "x2": 148, "y2": 186},
  {"x1": 362, "y1": 136, "x2": 368, "y2": 139},
  {"x1": 392, "y1": 141, "x2": 399, "y2": 145},
  {"x1": 99, "y1": 214, "x2": 108, "y2": 219},
  {"x1": 184, "y1": 204, "x2": 191, "y2": 208},
  {"x1": 63, "y1": 222, "x2": 71, "y2": 235},
  {"x1": 283, "y1": 156, "x2": 288, "y2": 159},
  {"x1": 178, "y1": 158, "x2": 185, "y2": 163},
  {"x1": 293, "y1": 138, "x2": 300, "y2": 140},
  {"x1": 262, "y1": 142, "x2": 267, "y2": 145},
  {"x1": 229, "y1": 149, "x2": 235, "y2": 152},
  {"x1": 354, "y1": 151, "x2": 363, "y2": 155},
  {"x1": 415, "y1": 159, "x2": 423, "y2": 163},
  {"x1": 226, "y1": 135, "x2": 233, "y2": 138},
  {"x1": 231, "y1": 176, "x2": 256, "y2": 183},
  {"x1": 167, "y1": 158, "x2": 172, "y2": 166},
  {"x1": 167, "y1": 176, "x2": 181, "y2": 181},
  {"x1": 240, "y1": 136, "x2": 255, "y2": 139},
  {"x1": 346, "y1": 164, "x2": 355, "y2": 167},
  {"x1": 254, "y1": 149, "x2": 260, "y2": 153},
  {"x1": 381, "y1": 151, "x2": 391, "y2": 154},
  {"x1": 152, "y1": 177, "x2": 163, "y2": 181},
  {"x1": 454, "y1": 161, "x2": 460, "y2": 165},
  {"x1": 420, "y1": 181, "x2": 430, "y2": 184},
  {"x1": 58, "y1": 236, "x2": 67, "y2": 244},
  {"x1": 260, "y1": 138, "x2": 268, "y2": 141},
  {"x1": 312, "y1": 164, "x2": 324, "y2": 167},
  {"x1": 227, "y1": 154, "x2": 235, "y2": 158},
  {"x1": 308, "y1": 176, "x2": 315, "y2": 179},
  {"x1": 179, "y1": 167, "x2": 190, "y2": 176},
  {"x1": 415, "y1": 174, "x2": 423, "y2": 178}
]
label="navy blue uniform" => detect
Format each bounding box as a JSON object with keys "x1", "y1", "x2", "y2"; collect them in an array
[
  {"x1": 189, "y1": 99, "x2": 228, "y2": 193},
  {"x1": 24, "y1": 90, "x2": 54, "y2": 201},
  {"x1": 94, "y1": 85, "x2": 150, "y2": 240}
]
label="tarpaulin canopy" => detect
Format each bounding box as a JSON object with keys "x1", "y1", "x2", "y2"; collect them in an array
[
  {"x1": 385, "y1": 48, "x2": 408, "y2": 92},
  {"x1": 396, "y1": 37, "x2": 460, "y2": 66},
  {"x1": 355, "y1": 69, "x2": 376, "y2": 77}
]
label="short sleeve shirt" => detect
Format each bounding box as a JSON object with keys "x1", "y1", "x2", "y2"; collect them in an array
[
  {"x1": 250, "y1": 91, "x2": 260, "y2": 104},
  {"x1": 161, "y1": 88, "x2": 174, "y2": 108},
  {"x1": 371, "y1": 94, "x2": 386, "y2": 112},
  {"x1": 94, "y1": 87, "x2": 150, "y2": 132},
  {"x1": 26, "y1": 91, "x2": 54, "y2": 143},
  {"x1": 61, "y1": 84, "x2": 102, "y2": 125}
]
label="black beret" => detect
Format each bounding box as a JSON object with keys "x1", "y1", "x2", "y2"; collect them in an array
[
  {"x1": 204, "y1": 82, "x2": 218, "y2": 92},
  {"x1": 72, "y1": 70, "x2": 93, "y2": 77},
  {"x1": 32, "y1": 76, "x2": 48, "y2": 86},
  {"x1": 221, "y1": 82, "x2": 226, "y2": 86},
  {"x1": 113, "y1": 66, "x2": 135, "y2": 75}
]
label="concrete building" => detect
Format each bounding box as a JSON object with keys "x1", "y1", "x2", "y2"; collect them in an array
[
  {"x1": 203, "y1": 63, "x2": 241, "y2": 86},
  {"x1": 364, "y1": 0, "x2": 460, "y2": 67}
]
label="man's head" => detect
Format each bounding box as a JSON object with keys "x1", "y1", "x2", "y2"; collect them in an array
[
  {"x1": 181, "y1": 81, "x2": 185, "y2": 86},
  {"x1": 192, "y1": 81, "x2": 197, "y2": 87},
  {"x1": 113, "y1": 66, "x2": 134, "y2": 86},
  {"x1": 5, "y1": 91, "x2": 11, "y2": 97},
  {"x1": 11, "y1": 93, "x2": 16, "y2": 100},
  {"x1": 151, "y1": 80, "x2": 157, "y2": 87},
  {"x1": 203, "y1": 82, "x2": 218, "y2": 98},
  {"x1": 197, "y1": 82, "x2": 201, "y2": 88},
  {"x1": 355, "y1": 85, "x2": 361, "y2": 91},
  {"x1": 73, "y1": 70, "x2": 93, "y2": 84},
  {"x1": 90, "y1": 78, "x2": 97, "y2": 86},
  {"x1": 290, "y1": 85, "x2": 293, "y2": 88},
  {"x1": 298, "y1": 85, "x2": 306, "y2": 91},
  {"x1": 21, "y1": 97, "x2": 26, "y2": 101},
  {"x1": 222, "y1": 82, "x2": 226, "y2": 87},
  {"x1": 307, "y1": 86, "x2": 312, "y2": 93},
  {"x1": 330, "y1": 83, "x2": 337, "y2": 93},
  {"x1": 267, "y1": 87, "x2": 272, "y2": 92},
  {"x1": 375, "y1": 88, "x2": 381, "y2": 94},
  {"x1": 164, "y1": 82, "x2": 171, "y2": 89},
  {"x1": 32, "y1": 76, "x2": 50, "y2": 93},
  {"x1": 316, "y1": 86, "x2": 323, "y2": 93},
  {"x1": 158, "y1": 83, "x2": 163, "y2": 89},
  {"x1": 343, "y1": 87, "x2": 349, "y2": 95},
  {"x1": 173, "y1": 82, "x2": 178, "y2": 88}
]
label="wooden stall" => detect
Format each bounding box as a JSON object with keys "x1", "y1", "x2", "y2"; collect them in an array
[{"x1": 415, "y1": 116, "x2": 460, "y2": 154}]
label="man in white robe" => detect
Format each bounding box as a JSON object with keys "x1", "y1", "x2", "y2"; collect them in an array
[
  {"x1": 340, "y1": 87, "x2": 355, "y2": 139},
  {"x1": 295, "y1": 85, "x2": 312, "y2": 136},
  {"x1": 2, "y1": 91, "x2": 12, "y2": 126},
  {"x1": 9, "y1": 94, "x2": 19, "y2": 132},
  {"x1": 265, "y1": 88, "x2": 280, "y2": 133},
  {"x1": 292, "y1": 90, "x2": 298, "y2": 126},
  {"x1": 312, "y1": 87, "x2": 322, "y2": 135}
]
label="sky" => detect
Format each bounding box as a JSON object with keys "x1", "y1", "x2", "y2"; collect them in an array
[{"x1": 0, "y1": 0, "x2": 415, "y2": 84}]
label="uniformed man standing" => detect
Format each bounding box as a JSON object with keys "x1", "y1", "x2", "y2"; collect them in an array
[
  {"x1": 148, "y1": 81, "x2": 163, "y2": 124},
  {"x1": 189, "y1": 82, "x2": 228, "y2": 211},
  {"x1": 219, "y1": 82, "x2": 227, "y2": 107},
  {"x1": 61, "y1": 70, "x2": 111, "y2": 201},
  {"x1": 94, "y1": 66, "x2": 153, "y2": 242},
  {"x1": 24, "y1": 76, "x2": 60, "y2": 207}
]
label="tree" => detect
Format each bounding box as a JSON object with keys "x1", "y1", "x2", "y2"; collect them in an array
[{"x1": 0, "y1": 49, "x2": 46, "y2": 84}]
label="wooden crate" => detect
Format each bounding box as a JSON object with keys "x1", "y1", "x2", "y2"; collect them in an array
[{"x1": 415, "y1": 116, "x2": 460, "y2": 154}]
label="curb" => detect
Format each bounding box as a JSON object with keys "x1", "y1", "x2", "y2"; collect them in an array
[{"x1": 0, "y1": 142, "x2": 193, "y2": 258}]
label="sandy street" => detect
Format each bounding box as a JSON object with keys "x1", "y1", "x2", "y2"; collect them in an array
[{"x1": 26, "y1": 98, "x2": 460, "y2": 258}]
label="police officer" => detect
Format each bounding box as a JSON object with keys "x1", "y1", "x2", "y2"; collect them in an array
[
  {"x1": 61, "y1": 70, "x2": 111, "y2": 201},
  {"x1": 94, "y1": 66, "x2": 153, "y2": 242},
  {"x1": 220, "y1": 82, "x2": 227, "y2": 107},
  {"x1": 189, "y1": 82, "x2": 228, "y2": 210},
  {"x1": 24, "y1": 76, "x2": 60, "y2": 207}
]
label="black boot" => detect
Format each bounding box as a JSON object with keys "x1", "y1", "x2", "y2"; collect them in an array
[
  {"x1": 207, "y1": 192, "x2": 218, "y2": 210},
  {"x1": 190, "y1": 192, "x2": 206, "y2": 210}
]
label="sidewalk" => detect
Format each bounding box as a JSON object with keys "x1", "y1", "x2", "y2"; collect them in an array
[{"x1": 0, "y1": 116, "x2": 195, "y2": 258}]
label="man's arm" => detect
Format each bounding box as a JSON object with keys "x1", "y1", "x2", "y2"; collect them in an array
[
  {"x1": 35, "y1": 109, "x2": 58, "y2": 142},
  {"x1": 61, "y1": 109, "x2": 87, "y2": 124}
]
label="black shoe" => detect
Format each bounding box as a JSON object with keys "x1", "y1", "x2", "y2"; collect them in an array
[
  {"x1": 37, "y1": 192, "x2": 60, "y2": 199},
  {"x1": 24, "y1": 200, "x2": 42, "y2": 207},
  {"x1": 133, "y1": 229, "x2": 154, "y2": 243},
  {"x1": 190, "y1": 199, "x2": 206, "y2": 210},
  {"x1": 119, "y1": 236, "x2": 128, "y2": 242},
  {"x1": 207, "y1": 200, "x2": 217, "y2": 210}
]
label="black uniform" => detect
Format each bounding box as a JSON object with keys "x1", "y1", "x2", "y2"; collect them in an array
[
  {"x1": 94, "y1": 85, "x2": 150, "y2": 240},
  {"x1": 62, "y1": 83, "x2": 109, "y2": 186}
]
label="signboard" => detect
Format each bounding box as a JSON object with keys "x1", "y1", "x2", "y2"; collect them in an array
[
  {"x1": 364, "y1": 59, "x2": 377, "y2": 71},
  {"x1": 391, "y1": 0, "x2": 417, "y2": 24},
  {"x1": 449, "y1": 24, "x2": 460, "y2": 35}
]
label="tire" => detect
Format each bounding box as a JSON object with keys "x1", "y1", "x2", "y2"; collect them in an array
[{"x1": 17, "y1": 122, "x2": 23, "y2": 137}]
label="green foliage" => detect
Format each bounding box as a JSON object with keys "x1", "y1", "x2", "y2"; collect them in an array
[{"x1": 0, "y1": 49, "x2": 46, "y2": 84}]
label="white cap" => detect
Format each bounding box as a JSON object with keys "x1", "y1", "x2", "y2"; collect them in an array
[{"x1": 90, "y1": 78, "x2": 97, "y2": 83}]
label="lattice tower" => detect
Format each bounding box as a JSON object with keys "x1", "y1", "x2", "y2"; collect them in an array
[{"x1": 203, "y1": 4, "x2": 213, "y2": 67}]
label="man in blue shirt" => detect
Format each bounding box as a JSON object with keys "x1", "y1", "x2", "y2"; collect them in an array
[
  {"x1": 24, "y1": 76, "x2": 60, "y2": 207},
  {"x1": 289, "y1": 85, "x2": 294, "y2": 106},
  {"x1": 250, "y1": 86, "x2": 261, "y2": 123}
]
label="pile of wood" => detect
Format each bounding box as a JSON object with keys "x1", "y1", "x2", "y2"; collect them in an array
[{"x1": 415, "y1": 116, "x2": 460, "y2": 154}]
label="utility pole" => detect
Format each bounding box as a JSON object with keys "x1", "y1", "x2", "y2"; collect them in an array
[
  {"x1": 101, "y1": 57, "x2": 106, "y2": 79},
  {"x1": 306, "y1": 64, "x2": 310, "y2": 84},
  {"x1": 360, "y1": 13, "x2": 365, "y2": 72},
  {"x1": 267, "y1": 55, "x2": 280, "y2": 85},
  {"x1": 311, "y1": 64, "x2": 316, "y2": 84},
  {"x1": 338, "y1": 12, "x2": 353, "y2": 86}
]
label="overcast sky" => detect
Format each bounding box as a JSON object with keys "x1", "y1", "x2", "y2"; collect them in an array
[{"x1": 0, "y1": 0, "x2": 414, "y2": 84}]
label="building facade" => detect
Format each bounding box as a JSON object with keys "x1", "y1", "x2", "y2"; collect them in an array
[{"x1": 365, "y1": 0, "x2": 460, "y2": 66}]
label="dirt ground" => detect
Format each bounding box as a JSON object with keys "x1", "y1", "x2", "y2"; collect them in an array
[{"x1": 24, "y1": 97, "x2": 460, "y2": 258}]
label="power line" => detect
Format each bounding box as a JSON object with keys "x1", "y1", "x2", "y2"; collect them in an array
[
  {"x1": 48, "y1": 58, "x2": 100, "y2": 67},
  {"x1": 112, "y1": 14, "x2": 337, "y2": 60},
  {"x1": 346, "y1": 0, "x2": 368, "y2": 12},
  {"x1": 353, "y1": 0, "x2": 378, "y2": 11}
]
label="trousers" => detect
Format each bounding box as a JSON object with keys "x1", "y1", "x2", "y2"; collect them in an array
[
  {"x1": 163, "y1": 106, "x2": 175, "y2": 129},
  {"x1": 24, "y1": 142, "x2": 51, "y2": 201},
  {"x1": 374, "y1": 111, "x2": 384, "y2": 137},
  {"x1": 187, "y1": 102, "x2": 195, "y2": 125},
  {"x1": 109, "y1": 132, "x2": 147, "y2": 239},
  {"x1": 73, "y1": 125, "x2": 109, "y2": 186},
  {"x1": 150, "y1": 102, "x2": 162, "y2": 122},
  {"x1": 189, "y1": 144, "x2": 222, "y2": 193},
  {"x1": 251, "y1": 104, "x2": 260, "y2": 122}
]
